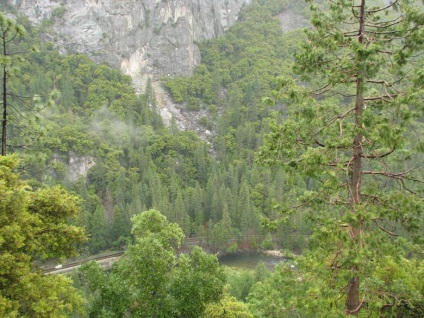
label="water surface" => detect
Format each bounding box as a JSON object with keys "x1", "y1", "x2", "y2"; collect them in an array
[{"x1": 218, "y1": 252, "x2": 286, "y2": 270}]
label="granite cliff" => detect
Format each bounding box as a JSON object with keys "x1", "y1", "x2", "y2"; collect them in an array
[{"x1": 6, "y1": 0, "x2": 251, "y2": 81}]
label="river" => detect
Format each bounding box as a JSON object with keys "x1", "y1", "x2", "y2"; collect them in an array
[{"x1": 218, "y1": 252, "x2": 287, "y2": 270}]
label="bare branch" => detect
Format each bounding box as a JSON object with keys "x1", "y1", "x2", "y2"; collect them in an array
[
  {"x1": 362, "y1": 168, "x2": 416, "y2": 178},
  {"x1": 361, "y1": 148, "x2": 395, "y2": 159},
  {"x1": 364, "y1": 93, "x2": 398, "y2": 101},
  {"x1": 366, "y1": 79, "x2": 389, "y2": 85},
  {"x1": 397, "y1": 179, "x2": 417, "y2": 195},
  {"x1": 346, "y1": 296, "x2": 365, "y2": 314},
  {"x1": 309, "y1": 83, "x2": 333, "y2": 95},
  {"x1": 314, "y1": 138, "x2": 326, "y2": 147},
  {"x1": 315, "y1": 107, "x2": 355, "y2": 136},
  {"x1": 365, "y1": 0, "x2": 400, "y2": 13},
  {"x1": 372, "y1": 219, "x2": 398, "y2": 236}
]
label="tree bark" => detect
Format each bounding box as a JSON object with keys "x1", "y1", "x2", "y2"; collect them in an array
[
  {"x1": 2, "y1": 65, "x2": 6, "y2": 156},
  {"x1": 1, "y1": 36, "x2": 7, "y2": 156},
  {"x1": 346, "y1": 0, "x2": 366, "y2": 315}
]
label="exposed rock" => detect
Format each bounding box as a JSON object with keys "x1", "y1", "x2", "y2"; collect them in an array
[
  {"x1": 68, "y1": 152, "x2": 95, "y2": 182},
  {"x1": 7, "y1": 0, "x2": 251, "y2": 78},
  {"x1": 279, "y1": 8, "x2": 308, "y2": 33},
  {"x1": 263, "y1": 250, "x2": 284, "y2": 257},
  {"x1": 151, "y1": 79, "x2": 215, "y2": 143}
]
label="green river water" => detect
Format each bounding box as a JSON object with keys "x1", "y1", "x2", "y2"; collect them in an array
[{"x1": 218, "y1": 252, "x2": 287, "y2": 270}]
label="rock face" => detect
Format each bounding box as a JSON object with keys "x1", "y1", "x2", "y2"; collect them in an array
[
  {"x1": 7, "y1": 0, "x2": 250, "y2": 78},
  {"x1": 68, "y1": 152, "x2": 95, "y2": 182}
]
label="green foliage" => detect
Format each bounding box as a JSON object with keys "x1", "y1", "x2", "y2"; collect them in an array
[
  {"x1": 80, "y1": 209, "x2": 226, "y2": 318},
  {"x1": 248, "y1": 262, "x2": 318, "y2": 318},
  {"x1": 205, "y1": 286, "x2": 254, "y2": 318},
  {"x1": 165, "y1": 0, "x2": 306, "y2": 164},
  {"x1": 227, "y1": 269, "x2": 256, "y2": 302},
  {"x1": 199, "y1": 115, "x2": 213, "y2": 130},
  {"x1": 131, "y1": 209, "x2": 185, "y2": 248},
  {"x1": 171, "y1": 246, "x2": 226, "y2": 318},
  {"x1": 257, "y1": 0, "x2": 424, "y2": 315},
  {"x1": 0, "y1": 155, "x2": 86, "y2": 317},
  {"x1": 0, "y1": 4, "x2": 330, "y2": 317},
  {"x1": 165, "y1": 76, "x2": 189, "y2": 103},
  {"x1": 259, "y1": 233, "x2": 274, "y2": 250},
  {"x1": 3, "y1": 1, "x2": 308, "y2": 273},
  {"x1": 248, "y1": 255, "x2": 424, "y2": 318},
  {"x1": 254, "y1": 261, "x2": 271, "y2": 282}
]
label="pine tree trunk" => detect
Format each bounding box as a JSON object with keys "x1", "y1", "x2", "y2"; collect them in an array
[
  {"x1": 347, "y1": 0, "x2": 366, "y2": 315},
  {"x1": 1, "y1": 64, "x2": 6, "y2": 156}
]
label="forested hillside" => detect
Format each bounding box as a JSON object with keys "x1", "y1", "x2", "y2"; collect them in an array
[
  {"x1": 1, "y1": 0, "x2": 311, "y2": 256},
  {"x1": 1, "y1": 0, "x2": 423, "y2": 317}
]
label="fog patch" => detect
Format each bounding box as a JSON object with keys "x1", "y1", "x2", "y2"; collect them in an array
[{"x1": 88, "y1": 106, "x2": 153, "y2": 147}]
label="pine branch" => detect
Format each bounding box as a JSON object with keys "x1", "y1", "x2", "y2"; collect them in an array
[
  {"x1": 361, "y1": 148, "x2": 395, "y2": 159},
  {"x1": 314, "y1": 107, "x2": 355, "y2": 136},
  {"x1": 365, "y1": 0, "x2": 400, "y2": 14},
  {"x1": 362, "y1": 168, "x2": 416, "y2": 179},
  {"x1": 364, "y1": 94, "x2": 398, "y2": 101},
  {"x1": 364, "y1": 16, "x2": 402, "y2": 28},
  {"x1": 372, "y1": 219, "x2": 398, "y2": 236}
]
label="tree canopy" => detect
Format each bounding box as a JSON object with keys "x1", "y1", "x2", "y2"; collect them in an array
[
  {"x1": 80, "y1": 209, "x2": 226, "y2": 318},
  {"x1": 0, "y1": 155, "x2": 87, "y2": 317}
]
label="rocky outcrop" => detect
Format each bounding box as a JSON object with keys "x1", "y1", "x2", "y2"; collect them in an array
[
  {"x1": 278, "y1": 8, "x2": 308, "y2": 33},
  {"x1": 68, "y1": 152, "x2": 95, "y2": 182},
  {"x1": 7, "y1": 0, "x2": 251, "y2": 79}
]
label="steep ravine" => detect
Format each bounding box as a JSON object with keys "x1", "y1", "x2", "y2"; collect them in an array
[{"x1": 133, "y1": 73, "x2": 214, "y2": 143}]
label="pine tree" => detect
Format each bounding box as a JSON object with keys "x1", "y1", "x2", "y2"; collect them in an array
[
  {"x1": 174, "y1": 190, "x2": 190, "y2": 234},
  {"x1": 259, "y1": 0, "x2": 423, "y2": 315},
  {"x1": 90, "y1": 205, "x2": 110, "y2": 253},
  {"x1": 0, "y1": 12, "x2": 24, "y2": 155}
]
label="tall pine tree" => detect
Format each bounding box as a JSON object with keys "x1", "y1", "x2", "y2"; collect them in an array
[
  {"x1": 259, "y1": 0, "x2": 423, "y2": 316},
  {"x1": 0, "y1": 12, "x2": 24, "y2": 155}
]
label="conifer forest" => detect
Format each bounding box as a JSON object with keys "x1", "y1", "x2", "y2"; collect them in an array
[{"x1": 0, "y1": 0, "x2": 423, "y2": 317}]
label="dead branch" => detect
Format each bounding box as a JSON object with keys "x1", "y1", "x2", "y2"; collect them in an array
[
  {"x1": 365, "y1": 0, "x2": 400, "y2": 14},
  {"x1": 361, "y1": 148, "x2": 395, "y2": 159},
  {"x1": 372, "y1": 219, "x2": 398, "y2": 236},
  {"x1": 362, "y1": 168, "x2": 415, "y2": 178},
  {"x1": 315, "y1": 107, "x2": 355, "y2": 136}
]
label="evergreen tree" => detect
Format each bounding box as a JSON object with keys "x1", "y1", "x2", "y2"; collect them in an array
[
  {"x1": 89, "y1": 205, "x2": 109, "y2": 253},
  {"x1": 259, "y1": 0, "x2": 424, "y2": 315},
  {"x1": 237, "y1": 178, "x2": 252, "y2": 236},
  {"x1": 174, "y1": 190, "x2": 190, "y2": 234},
  {"x1": 211, "y1": 202, "x2": 236, "y2": 252},
  {"x1": 0, "y1": 12, "x2": 24, "y2": 155},
  {"x1": 149, "y1": 170, "x2": 162, "y2": 208}
]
